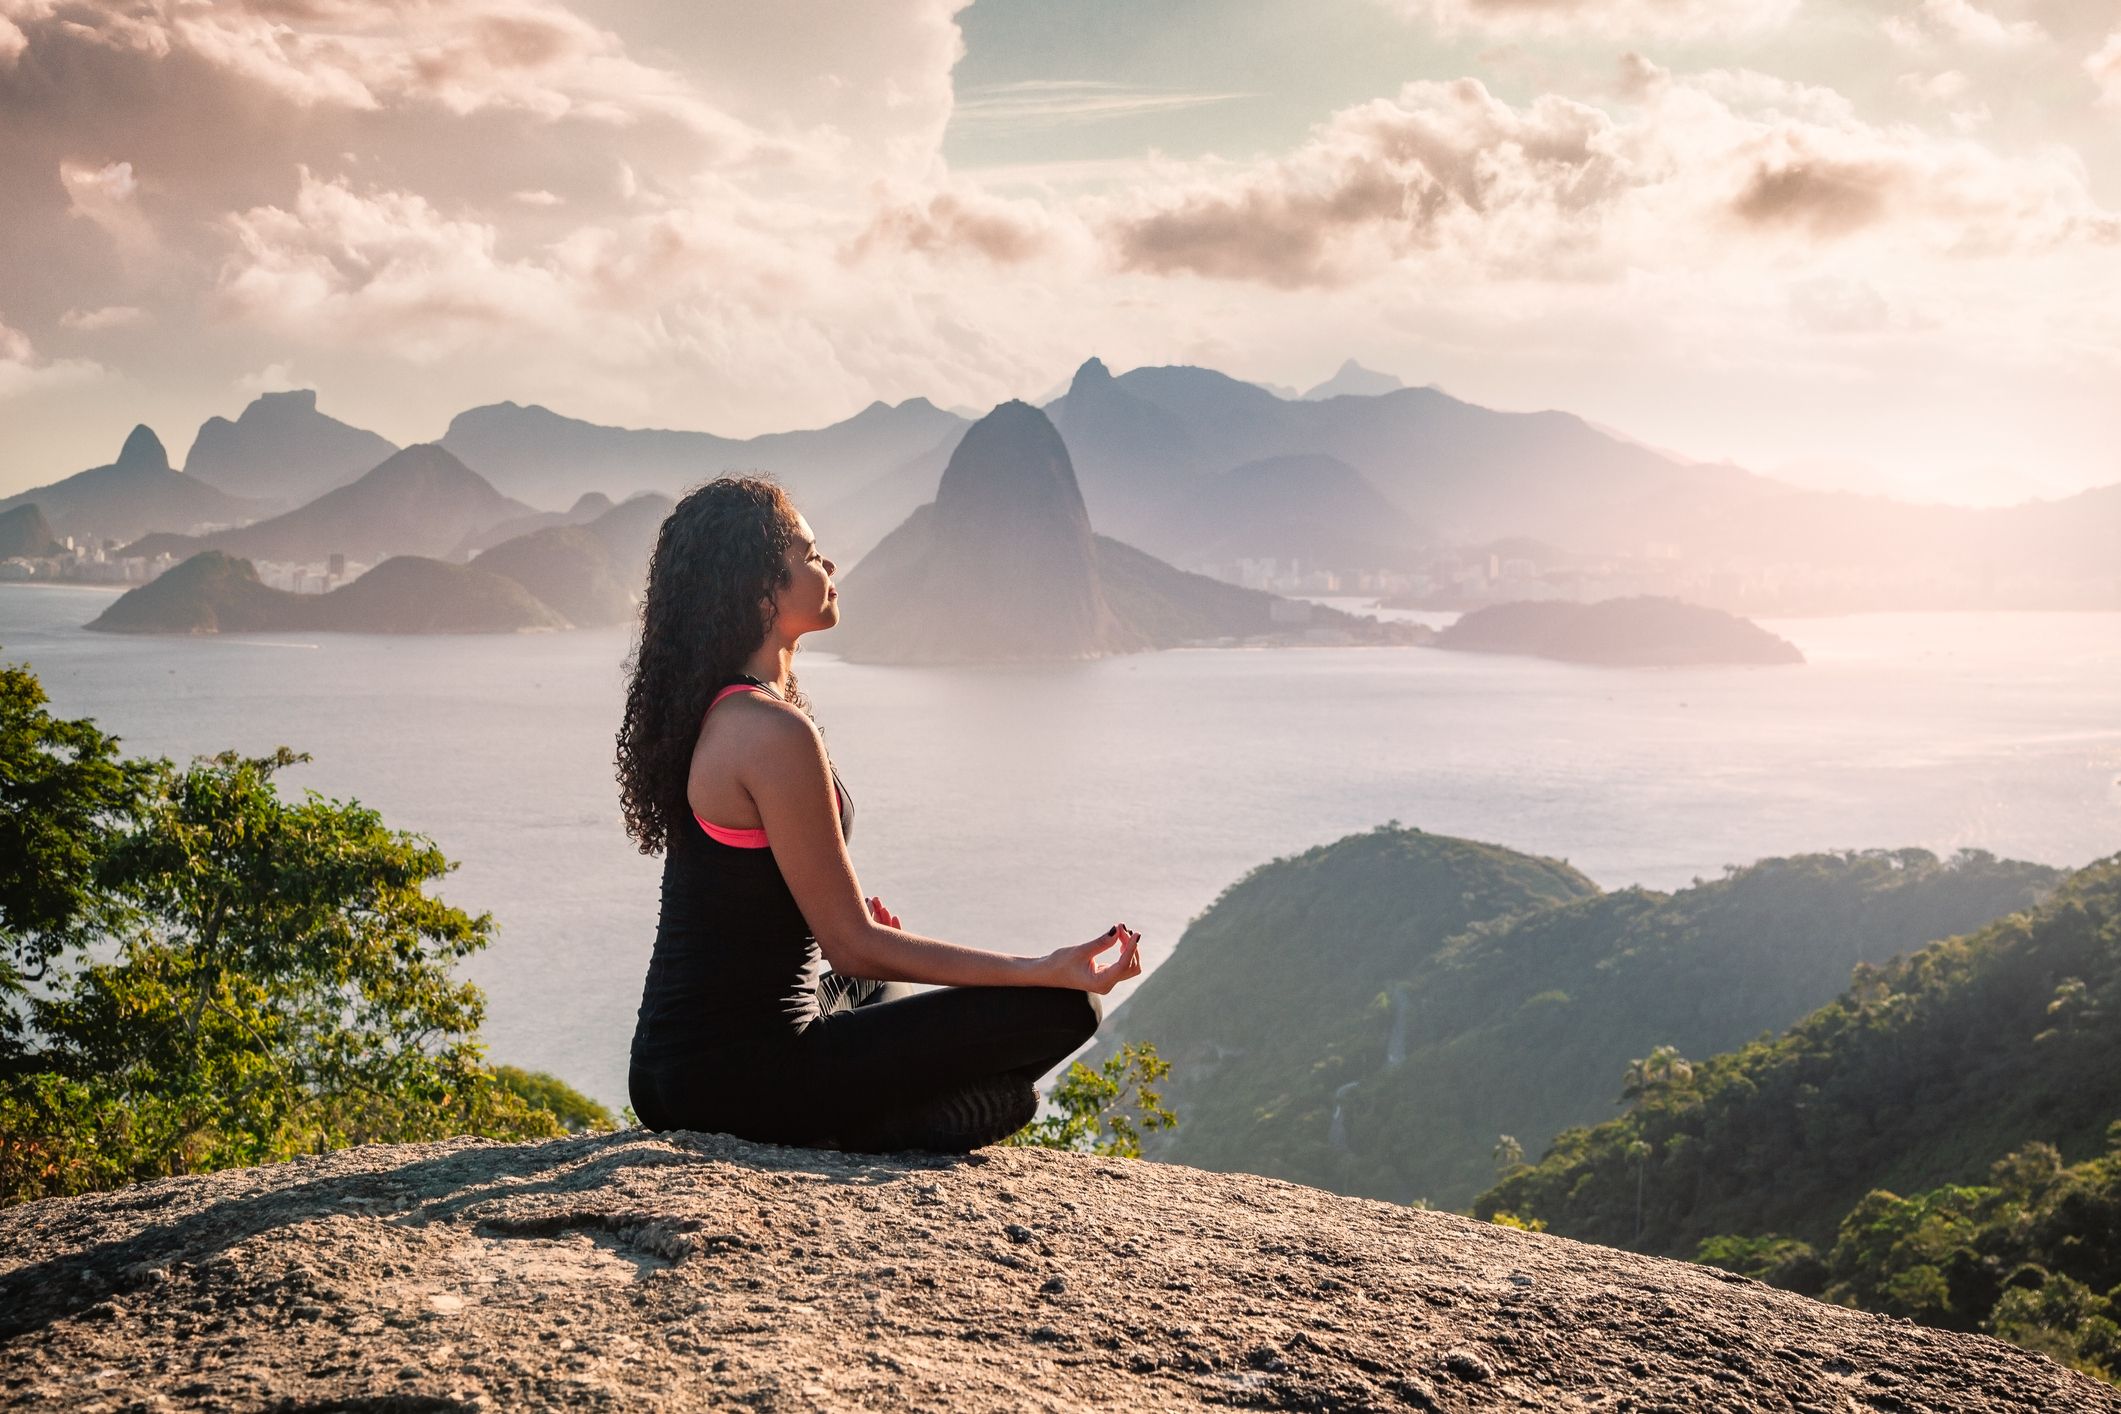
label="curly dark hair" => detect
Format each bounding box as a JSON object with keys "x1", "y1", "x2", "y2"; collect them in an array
[{"x1": 615, "y1": 475, "x2": 814, "y2": 855}]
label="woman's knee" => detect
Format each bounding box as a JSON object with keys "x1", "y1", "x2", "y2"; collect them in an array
[{"x1": 1034, "y1": 984, "x2": 1101, "y2": 1044}]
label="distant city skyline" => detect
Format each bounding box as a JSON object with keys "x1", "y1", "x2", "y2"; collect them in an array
[{"x1": 3, "y1": 0, "x2": 2117, "y2": 507}]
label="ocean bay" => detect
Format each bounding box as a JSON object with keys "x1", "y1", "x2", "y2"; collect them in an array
[{"x1": 7, "y1": 582, "x2": 2118, "y2": 1109}]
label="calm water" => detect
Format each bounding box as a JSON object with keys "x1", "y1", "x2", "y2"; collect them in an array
[{"x1": 6, "y1": 582, "x2": 2118, "y2": 1107}]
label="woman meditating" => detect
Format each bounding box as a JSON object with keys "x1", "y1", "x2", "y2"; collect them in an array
[{"x1": 619, "y1": 476, "x2": 1140, "y2": 1152}]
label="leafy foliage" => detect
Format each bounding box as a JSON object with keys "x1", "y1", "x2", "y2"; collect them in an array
[
  {"x1": 491, "y1": 1065, "x2": 618, "y2": 1134},
  {"x1": 1692, "y1": 1129, "x2": 2121, "y2": 1386},
  {"x1": 0, "y1": 655, "x2": 601, "y2": 1206},
  {"x1": 1475, "y1": 855, "x2": 2121, "y2": 1261},
  {"x1": 0, "y1": 660, "x2": 151, "y2": 1064},
  {"x1": 1002, "y1": 1041, "x2": 1177, "y2": 1158}
]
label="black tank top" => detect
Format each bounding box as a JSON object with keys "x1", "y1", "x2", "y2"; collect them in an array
[{"x1": 629, "y1": 676, "x2": 855, "y2": 1071}]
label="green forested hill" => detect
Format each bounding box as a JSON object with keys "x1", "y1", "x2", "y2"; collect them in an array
[
  {"x1": 1093, "y1": 826, "x2": 1602, "y2": 1185},
  {"x1": 1107, "y1": 835, "x2": 2057, "y2": 1209},
  {"x1": 1327, "y1": 848, "x2": 2061, "y2": 1207},
  {"x1": 1475, "y1": 854, "x2": 2121, "y2": 1256}
]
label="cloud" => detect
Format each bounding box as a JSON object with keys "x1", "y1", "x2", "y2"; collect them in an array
[
  {"x1": 1379, "y1": 0, "x2": 1795, "y2": 39},
  {"x1": 513, "y1": 189, "x2": 564, "y2": 206},
  {"x1": 59, "y1": 158, "x2": 155, "y2": 258},
  {"x1": 0, "y1": 315, "x2": 101, "y2": 398},
  {"x1": 1883, "y1": 0, "x2": 2047, "y2": 51},
  {"x1": 849, "y1": 185, "x2": 1058, "y2": 264},
  {"x1": 1104, "y1": 71, "x2": 2121, "y2": 289},
  {"x1": 1896, "y1": 69, "x2": 1971, "y2": 102},
  {"x1": 2090, "y1": 31, "x2": 2121, "y2": 106},
  {"x1": 1731, "y1": 154, "x2": 1900, "y2": 237},
  {"x1": 59, "y1": 304, "x2": 147, "y2": 331},
  {"x1": 1111, "y1": 79, "x2": 1640, "y2": 288},
  {"x1": 216, "y1": 170, "x2": 575, "y2": 361},
  {"x1": 9, "y1": 0, "x2": 763, "y2": 151}
]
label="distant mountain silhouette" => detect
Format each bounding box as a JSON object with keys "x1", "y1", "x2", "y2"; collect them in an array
[
  {"x1": 1303, "y1": 360, "x2": 1405, "y2": 400},
  {"x1": 1042, "y1": 358, "x2": 1217, "y2": 543},
  {"x1": 831, "y1": 402, "x2": 1144, "y2": 663},
  {"x1": 182, "y1": 390, "x2": 399, "y2": 510},
  {"x1": 1432, "y1": 597, "x2": 1804, "y2": 666},
  {"x1": 1054, "y1": 361, "x2": 1771, "y2": 553},
  {"x1": 1140, "y1": 453, "x2": 1429, "y2": 569},
  {"x1": 830, "y1": 403, "x2": 1423, "y2": 664},
  {"x1": 468, "y1": 525, "x2": 634, "y2": 628},
  {"x1": 0, "y1": 426, "x2": 263, "y2": 546},
  {"x1": 87, "y1": 551, "x2": 567, "y2": 635},
  {"x1": 449, "y1": 491, "x2": 616, "y2": 559},
  {"x1": 26, "y1": 359, "x2": 2110, "y2": 609},
  {"x1": 0, "y1": 504, "x2": 61, "y2": 559},
  {"x1": 437, "y1": 397, "x2": 967, "y2": 512},
  {"x1": 120, "y1": 445, "x2": 534, "y2": 566},
  {"x1": 577, "y1": 492, "x2": 673, "y2": 587}
]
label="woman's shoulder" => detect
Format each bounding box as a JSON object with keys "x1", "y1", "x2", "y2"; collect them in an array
[{"x1": 707, "y1": 683, "x2": 819, "y2": 745}]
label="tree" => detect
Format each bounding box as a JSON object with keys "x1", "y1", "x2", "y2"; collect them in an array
[
  {"x1": 1493, "y1": 1134, "x2": 1525, "y2": 1174},
  {"x1": 3, "y1": 746, "x2": 563, "y2": 1203},
  {"x1": 1626, "y1": 1139, "x2": 1654, "y2": 1243},
  {"x1": 1619, "y1": 1044, "x2": 1694, "y2": 1107},
  {"x1": 492, "y1": 1065, "x2": 616, "y2": 1134},
  {"x1": 0, "y1": 659, "x2": 150, "y2": 1068},
  {"x1": 1004, "y1": 1041, "x2": 1178, "y2": 1158}
]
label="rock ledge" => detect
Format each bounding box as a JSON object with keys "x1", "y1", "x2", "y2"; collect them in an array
[{"x1": 3, "y1": 1131, "x2": 2114, "y2": 1412}]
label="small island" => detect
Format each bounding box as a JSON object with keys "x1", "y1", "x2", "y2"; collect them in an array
[
  {"x1": 1429, "y1": 596, "x2": 1803, "y2": 667},
  {"x1": 87, "y1": 551, "x2": 567, "y2": 635}
]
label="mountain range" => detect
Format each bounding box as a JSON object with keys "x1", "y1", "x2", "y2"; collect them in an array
[
  {"x1": 8, "y1": 363, "x2": 2117, "y2": 611},
  {"x1": 121, "y1": 445, "x2": 534, "y2": 566},
  {"x1": 436, "y1": 396, "x2": 967, "y2": 515},
  {"x1": 0, "y1": 427, "x2": 263, "y2": 546}
]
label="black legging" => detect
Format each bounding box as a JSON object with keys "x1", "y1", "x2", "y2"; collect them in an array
[{"x1": 628, "y1": 972, "x2": 1102, "y2": 1152}]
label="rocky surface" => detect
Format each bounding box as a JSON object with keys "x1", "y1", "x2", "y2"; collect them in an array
[{"x1": 3, "y1": 1131, "x2": 2114, "y2": 1412}]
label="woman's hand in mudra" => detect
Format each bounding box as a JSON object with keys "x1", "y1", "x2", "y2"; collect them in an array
[
  {"x1": 1041, "y1": 924, "x2": 1141, "y2": 995},
  {"x1": 866, "y1": 895, "x2": 901, "y2": 930}
]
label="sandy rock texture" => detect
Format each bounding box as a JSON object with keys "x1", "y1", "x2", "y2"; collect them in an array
[{"x1": 3, "y1": 1130, "x2": 2116, "y2": 1412}]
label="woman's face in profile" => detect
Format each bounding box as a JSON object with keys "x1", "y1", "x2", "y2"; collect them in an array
[{"x1": 770, "y1": 511, "x2": 839, "y2": 638}]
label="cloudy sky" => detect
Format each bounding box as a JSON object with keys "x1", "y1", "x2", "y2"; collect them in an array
[{"x1": 3, "y1": 0, "x2": 2116, "y2": 504}]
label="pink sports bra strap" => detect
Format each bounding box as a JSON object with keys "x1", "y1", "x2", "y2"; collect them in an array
[
  {"x1": 709, "y1": 682, "x2": 768, "y2": 711},
  {"x1": 695, "y1": 813, "x2": 770, "y2": 848}
]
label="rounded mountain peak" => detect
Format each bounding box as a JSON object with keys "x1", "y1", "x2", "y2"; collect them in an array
[
  {"x1": 934, "y1": 401, "x2": 1090, "y2": 541},
  {"x1": 116, "y1": 424, "x2": 169, "y2": 471},
  {"x1": 1069, "y1": 357, "x2": 1113, "y2": 394},
  {"x1": 363, "y1": 442, "x2": 483, "y2": 486}
]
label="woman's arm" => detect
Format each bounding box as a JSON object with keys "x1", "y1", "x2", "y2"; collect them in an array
[{"x1": 734, "y1": 701, "x2": 1134, "y2": 989}]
